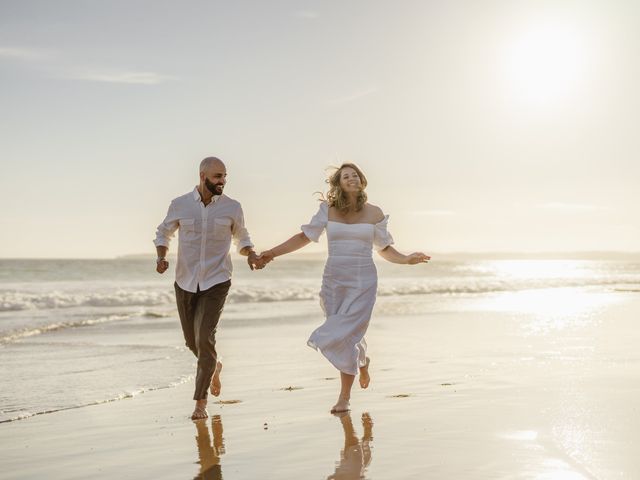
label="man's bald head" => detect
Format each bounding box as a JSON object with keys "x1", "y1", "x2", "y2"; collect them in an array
[{"x1": 199, "y1": 156, "x2": 225, "y2": 174}]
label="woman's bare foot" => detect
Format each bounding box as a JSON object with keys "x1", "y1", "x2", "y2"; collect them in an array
[
  {"x1": 191, "y1": 399, "x2": 208, "y2": 420},
  {"x1": 210, "y1": 361, "x2": 223, "y2": 397},
  {"x1": 330, "y1": 397, "x2": 351, "y2": 414},
  {"x1": 359, "y1": 357, "x2": 371, "y2": 389},
  {"x1": 362, "y1": 412, "x2": 373, "y2": 440}
]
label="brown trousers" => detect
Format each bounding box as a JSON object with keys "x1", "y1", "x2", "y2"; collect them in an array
[{"x1": 174, "y1": 280, "x2": 231, "y2": 400}]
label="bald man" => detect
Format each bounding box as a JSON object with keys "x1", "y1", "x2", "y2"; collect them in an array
[{"x1": 154, "y1": 156, "x2": 263, "y2": 420}]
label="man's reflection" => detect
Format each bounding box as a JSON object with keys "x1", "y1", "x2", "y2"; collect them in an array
[
  {"x1": 193, "y1": 414, "x2": 225, "y2": 480},
  {"x1": 328, "y1": 412, "x2": 374, "y2": 480}
]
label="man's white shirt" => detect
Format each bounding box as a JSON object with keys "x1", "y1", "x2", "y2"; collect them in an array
[{"x1": 154, "y1": 188, "x2": 254, "y2": 292}]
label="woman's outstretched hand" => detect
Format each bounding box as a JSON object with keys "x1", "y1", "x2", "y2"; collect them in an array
[{"x1": 406, "y1": 252, "x2": 430, "y2": 265}]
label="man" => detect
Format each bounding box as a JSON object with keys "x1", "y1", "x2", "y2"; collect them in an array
[{"x1": 154, "y1": 156, "x2": 264, "y2": 420}]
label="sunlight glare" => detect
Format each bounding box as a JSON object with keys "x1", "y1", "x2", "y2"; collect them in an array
[
  {"x1": 482, "y1": 288, "x2": 607, "y2": 321},
  {"x1": 467, "y1": 261, "x2": 618, "y2": 328},
  {"x1": 484, "y1": 260, "x2": 591, "y2": 280},
  {"x1": 503, "y1": 21, "x2": 589, "y2": 107}
]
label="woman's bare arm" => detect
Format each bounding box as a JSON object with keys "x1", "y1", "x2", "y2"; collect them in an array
[
  {"x1": 378, "y1": 246, "x2": 430, "y2": 265},
  {"x1": 259, "y1": 232, "x2": 311, "y2": 263}
]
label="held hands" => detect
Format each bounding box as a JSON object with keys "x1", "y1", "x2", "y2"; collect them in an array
[
  {"x1": 406, "y1": 252, "x2": 430, "y2": 265},
  {"x1": 257, "y1": 250, "x2": 275, "y2": 265},
  {"x1": 247, "y1": 250, "x2": 275, "y2": 271},
  {"x1": 247, "y1": 251, "x2": 261, "y2": 271},
  {"x1": 156, "y1": 258, "x2": 169, "y2": 274}
]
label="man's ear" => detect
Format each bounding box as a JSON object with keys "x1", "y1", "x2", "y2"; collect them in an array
[{"x1": 199, "y1": 171, "x2": 205, "y2": 182}]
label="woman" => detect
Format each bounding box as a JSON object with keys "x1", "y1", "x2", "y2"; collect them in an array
[{"x1": 259, "y1": 163, "x2": 430, "y2": 413}]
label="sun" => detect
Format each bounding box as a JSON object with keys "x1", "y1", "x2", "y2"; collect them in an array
[{"x1": 503, "y1": 21, "x2": 589, "y2": 107}]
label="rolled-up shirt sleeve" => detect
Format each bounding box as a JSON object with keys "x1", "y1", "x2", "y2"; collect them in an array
[
  {"x1": 232, "y1": 205, "x2": 254, "y2": 253},
  {"x1": 153, "y1": 200, "x2": 180, "y2": 248}
]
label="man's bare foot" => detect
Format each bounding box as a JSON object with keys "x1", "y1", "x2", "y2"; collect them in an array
[
  {"x1": 359, "y1": 357, "x2": 371, "y2": 389},
  {"x1": 191, "y1": 399, "x2": 208, "y2": 420},
  {"x1": 330, "y1": 397, "x2": 350, "y2": 414},
  {"x1": 210, "y1": 361, "x2": 223, "y2": 397}
]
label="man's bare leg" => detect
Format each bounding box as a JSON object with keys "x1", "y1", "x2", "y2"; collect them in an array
[
  {"x1": 359, "y1": 357, "x2": 371, "y2": 389},
  {"x1": 210, "y1": 361, "x2": 223, "y2": 397},
  {"x1": 192, "y1": 398, "x2": 208, "y2": 420}
]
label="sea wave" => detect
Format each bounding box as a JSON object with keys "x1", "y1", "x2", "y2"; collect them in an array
[
  {"x1": 0, "y1": 290, "x2": 175, "y2": 312},
  {"x1": 0, "y1": 313, "x2": 136, "y2": 343},
  {"x1": 0, "y1": 374, "x2": 193, "y2": 424},
  {"x1": 2, "y1": 277, "x2": 639, "y2": 313}
]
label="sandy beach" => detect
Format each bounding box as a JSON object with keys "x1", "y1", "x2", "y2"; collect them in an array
[
  {"x1": 3, "y1": 0, "x2": 640, "y2": 477},
  {"x1": 2, "y1": 287, "x2": 639, "y2": 479}
]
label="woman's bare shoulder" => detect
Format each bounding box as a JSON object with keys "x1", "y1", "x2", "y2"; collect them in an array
[{"x1": 364, "y1": 203, "x2": 385, "y2": 222}]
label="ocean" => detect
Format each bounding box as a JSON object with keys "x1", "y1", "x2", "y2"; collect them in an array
[{"x1": 1, "y1": 255, "x2": 639, "y2": 424}]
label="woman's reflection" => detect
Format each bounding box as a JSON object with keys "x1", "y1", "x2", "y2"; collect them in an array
[
  {"x1": 193, "y1": 414, "x2": 225, "y2": 480},
  {"x1": 328, "y1": 412, "x2": 374, "y2": 480}
]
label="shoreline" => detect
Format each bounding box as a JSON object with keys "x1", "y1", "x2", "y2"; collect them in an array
[
  {"x1": 3, "y1": 250, "x2": 640, "y2": 261},
  {"x1": 2, "y1": 291, "x2": 640, "y2": 478}
]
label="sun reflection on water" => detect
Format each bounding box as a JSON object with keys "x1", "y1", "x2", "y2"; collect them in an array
[
  {"x1": 483, "y1": 288, "x2": 611, "y2": 318},
  {"x1": 475, "y1": 260, "x2": 596, "y2": 281},
  {"x1": 465, "y1": 260, "x2": 620, "y2": 330}
]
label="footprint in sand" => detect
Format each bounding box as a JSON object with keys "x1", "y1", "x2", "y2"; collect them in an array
[
  {"x1": 440, "y1": 383, "x2": 456, "y2": 386},
  {"x1": 281, "y1": 386, "x2": 304, "y2": 391},
  {"x1": 323, "y1": 377, "x2": 337, "y2": 381},
  {"x1": 389, "y1": 394, "x2": 412, "y2": 398},
  {"x1": 213, "y1": 399, "x2": 242, "y2": 405}
]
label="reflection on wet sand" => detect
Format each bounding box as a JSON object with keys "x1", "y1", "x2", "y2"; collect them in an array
[
  {"x1": 193, "y1": 414, "x2": 225, "y2": 480},
  {"x1": 328, "y1": 412, "x2": 374, "y2": 480}
]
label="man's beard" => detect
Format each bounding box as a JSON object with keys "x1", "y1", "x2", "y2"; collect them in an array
[{"x1": 205, "y1": 178, "x2": 224, "y2": 195}]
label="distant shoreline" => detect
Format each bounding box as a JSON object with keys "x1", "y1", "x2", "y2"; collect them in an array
[{"x1": 2, "y1": 251, "x2": 640, "y2": 261}]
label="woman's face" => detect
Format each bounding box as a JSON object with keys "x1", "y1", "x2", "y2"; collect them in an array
[{"x1": 338, "y1": 167, "x2": 362, "y2": 193}]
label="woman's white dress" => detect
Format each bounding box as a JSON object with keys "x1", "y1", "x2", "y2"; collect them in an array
[{"x1": 301, "y1": 202, "x2": 394, "y2": 375}]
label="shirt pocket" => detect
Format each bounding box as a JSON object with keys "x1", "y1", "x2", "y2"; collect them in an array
[
  {"x1": 179, "y1": 218, "x2": 197, "y2": 241},
  {"x1": 213, "y1": 217, "x2": 232, "y2": 240}
]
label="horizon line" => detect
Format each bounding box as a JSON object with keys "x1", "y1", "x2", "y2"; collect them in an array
[{"x1": 2, "y1": 250, "x2": 640, "y2": 261}]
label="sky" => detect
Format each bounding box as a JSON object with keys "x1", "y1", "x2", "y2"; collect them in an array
[{"x1": 1, "y1": 0, "x2": 638, "y2": 258}]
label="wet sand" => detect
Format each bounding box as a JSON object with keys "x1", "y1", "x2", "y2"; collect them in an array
[{"x1": 2, "y1": 290, "x2": 640, "y2": 479}]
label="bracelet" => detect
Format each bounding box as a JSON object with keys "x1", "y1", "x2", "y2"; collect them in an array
[{"x1": 156, "y1": 257, "x2": 166, "y2": 264}]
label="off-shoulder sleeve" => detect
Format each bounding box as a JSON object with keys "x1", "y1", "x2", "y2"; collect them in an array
[
  {"x1": 301, "y1": 202, "x2": 328, "y2": 242},
  {"x1": 373, "y1": 214, "x2": 395, "y2": 250}
]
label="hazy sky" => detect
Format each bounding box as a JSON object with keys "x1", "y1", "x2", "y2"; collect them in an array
[{"x1": 1, "y1": 0, "x2": 638, "y2": 258}]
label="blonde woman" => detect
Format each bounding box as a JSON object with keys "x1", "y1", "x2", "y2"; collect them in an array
[{"x1": 259, "y1": 164, "x2": 430, "y2": 413}]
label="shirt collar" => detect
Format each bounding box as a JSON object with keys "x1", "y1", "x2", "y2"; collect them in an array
[{"x1": 193, "y1": 187, "x2": 221, "y2": 205}]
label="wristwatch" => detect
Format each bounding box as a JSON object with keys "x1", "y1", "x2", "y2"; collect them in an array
[{"x1": 156, "y1": 256, "x2": 166, "y2": 264}]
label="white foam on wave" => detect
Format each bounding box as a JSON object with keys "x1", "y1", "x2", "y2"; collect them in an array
[
  {"x1": 0, "y1": 374, "x2": 194, "y2": 424},
  {"x1": 227, "y1": 287, "x2": 318, "y2": 303},
  {"x1": 2, "y1": 275, "x2": 640, "y2": 313},
  {"x1": 0, "y1": 313, "x2": 135, "y2": 343},
  {"x1": 231, "y1": 277, "x2": 640, "y2": 301},
  {"x1": 0, "y1": 289, "x2": 175, "y2": 312}
]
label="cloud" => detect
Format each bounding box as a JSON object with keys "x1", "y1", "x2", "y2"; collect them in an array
[
  {"x1": 0, "y1": 46, "x2": 51, "y2": 61},
  {"x1": 536, "y1": 202, "x2": 605, "y2": 213},
  {"x1": 64, "y1": 70, "x2": 176, "y2": 85},
  {"x1": 1, "y1": 46, "x2": 173, "y2": 85},
  {"x1": 329, "y1": 87, "x2": 378, "y2": 105}
]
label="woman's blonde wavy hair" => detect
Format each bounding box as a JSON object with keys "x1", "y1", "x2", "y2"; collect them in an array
[{"x1": 324, "y1": 163, "x2": 368, "y2": 214}]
